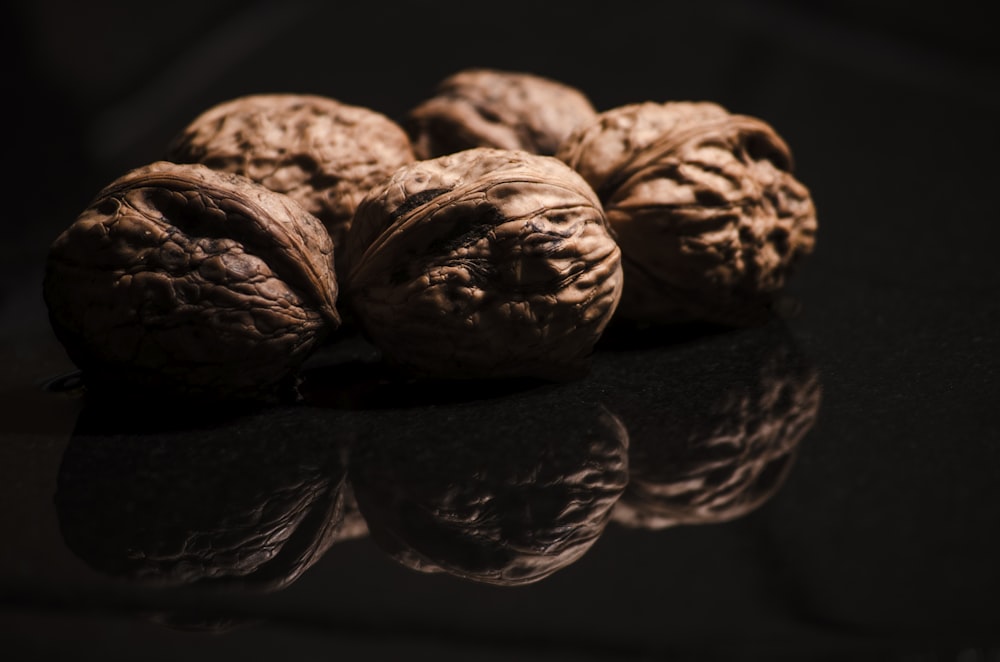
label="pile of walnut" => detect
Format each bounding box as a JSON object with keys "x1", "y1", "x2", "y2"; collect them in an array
[{"x1": 43, "y1": 68, "x2": 817, "y2": 402}]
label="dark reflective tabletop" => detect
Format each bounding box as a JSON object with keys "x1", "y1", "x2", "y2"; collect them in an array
[{"x1": 3, "y1": 1, "x2": 999, "y2": 660}]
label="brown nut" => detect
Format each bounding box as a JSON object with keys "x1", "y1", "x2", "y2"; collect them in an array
[
  {"x1": 340, "y1": 147, "x2": 623, "y2": 380},
  {"x1": 404, "y1": 68, "x2": 598, "y2": 159},
  {"x1": 43, "y1": 161, "x2": 341, "y2": 400},
  {"x1": 166, "y1": 93, "x2": 416, "y2": 273},
  {"x1": 556, "y1": 101, "x2": 818, "y2": 326}
]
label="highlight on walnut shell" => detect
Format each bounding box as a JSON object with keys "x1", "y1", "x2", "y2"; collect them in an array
[
  {"x1": 339, "y1": 147, "x2": 623, "y2": 381},
  {"x1": 556, "y1": 101, "x2": 818, "y2": 327},
  {"x1": 165, "y1": 93, "x2": 416, "y2": 274},
  {"x1": 403, "y1": 68, "x2": 598, "y2": 160},
  {"x1": 43, "y1": 160, "x2": 341, "y2": 401}
]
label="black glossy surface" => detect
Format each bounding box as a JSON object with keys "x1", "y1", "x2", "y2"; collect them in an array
[{"x1": 3, "y1": 1, "x2": 999, "y2": 660}]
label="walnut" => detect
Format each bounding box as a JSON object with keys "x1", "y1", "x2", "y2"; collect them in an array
[
  {"x1": 556, "y1": 101, "x2": 818, "y2": 326},
  {"x1": 166, "y1": 93, "x2": 416, "y2": 274},
  {"x1": 339, "y1": 147, "x2": 623, "y2": 380},
  {"x1": 55, "y1": 403, "x2": 350, "y2": 590},
  {"x1": 404, "y1": 68, "x2": 598, "y2": 160},
  {"x1": 43, "y1": 161, "x2": 340, "y2": 401},
  {"x1": 349, "y1": 393, "x2": 628, "y2": 586}
]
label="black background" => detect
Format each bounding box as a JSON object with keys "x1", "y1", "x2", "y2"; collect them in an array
[{"x1": 2, "y1": 1, "x2": 999, "y2": 660}]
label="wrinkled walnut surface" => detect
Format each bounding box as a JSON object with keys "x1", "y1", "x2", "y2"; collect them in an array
[
  {"x1": 557, "y1": 101, "x2": 818, "y2": 326},
  {"x1": 166, "y1": 93, "x2": 415, "y2": 270},
  {"x1": 43, "y1": 160, "x2": 340, "y2": 400},
  {"x1": 404, "y1": 68, "x2": 598, "y2": 159},
  {"x1": 341, "y1": 147, "x2": 623, "y2": 380}
]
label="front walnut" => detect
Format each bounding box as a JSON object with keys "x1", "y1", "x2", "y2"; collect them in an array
[
  {"x1": 166, "y1": 93, "x2": 416, "y2": 274},
  {"x1": 340, "y1": 147, "x2": 623, "y2": 380},
  {"x1": 557, "y1": 101, "x2": 818, "y2": 326},
  {"x1": 43, "y1": 161, "x2": 340, "y2": 400},
  {"x1": 404, "y1": 68, "x2": 598, "y2": 159}
]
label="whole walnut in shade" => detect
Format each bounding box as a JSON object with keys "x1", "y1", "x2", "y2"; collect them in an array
[
  {"x1": 404, "y1": 68, "x2": 598, "y2": 159},
  {"x1": 166, "y1": 93, "x2": 416, "y2": 270},
  {"x1": 43, "y1": 161, "x2": 341, "y2": 400},
  {"x1": 340, "y1": 148, "x2": 623, "y2": 380},
  {"x1": 557, "y1": 101, "x2": 818, "y2": 326}
]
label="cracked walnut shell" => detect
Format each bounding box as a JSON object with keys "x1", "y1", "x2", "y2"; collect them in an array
[
  {"x1": 43, "y1": 161, "x2": 341, "y2": 400},
  {"x1": 404, "y1": 68, "x2": 598, "y2": 160},
  {"x1": 556, "y1": 101, "x2": 818, "y2": 326},
  {"x1": 166, "y1": 93, "x2": 416, "y2": 272},
  {"x1": 340, "y1": 148, "x2": 623, "y2": 380}
]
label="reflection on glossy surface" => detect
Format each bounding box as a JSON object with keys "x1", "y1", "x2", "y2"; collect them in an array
[
  {"x1": 348, "y1": 391, "x2": 629, "y2": 587},
  {"x1": 335, "y1": 482, "x2": 370, "y2": 542},
  {"x1": 55, "y1": 401, "x2": 351, "y2": 591},
  {"x1": 142, "y1": 609, "x2": 264, "y2": 635},
  {"x1": 50, "y1": 317, "x2": 820, "y2": 600},
  {"x1": 593, "y1": 319, "x2": 822, "y2": 529}
]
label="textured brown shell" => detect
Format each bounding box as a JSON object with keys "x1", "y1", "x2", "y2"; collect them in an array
[
  {"x1": 166, "y1": 93, "x2": 416, "y2": 272},
  {"x1": 557, "y1": 101, "x2": 818, "y2": 326},
  {"x1": 43, "y1": 160, "x2": 340, "y2": 399},
  {"x1": 404, "y1": 68, "x2": 598, "y2": 159},
  {"x1": 340, "y1": 147, "x2": 623, "y2": 380}
]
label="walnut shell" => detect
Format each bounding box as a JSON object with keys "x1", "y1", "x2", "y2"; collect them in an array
[
  {"x1": 166, "y1": 93, "x2": 416, "y2": 273},
  {"x1": 43, "y1": 161, "x2": 340, "y2": 400},
  {"x1": 557, "y1": 101, "x2": 818, "y2": 326},
  {"x1": 404, "y1": 68, "x2": 598, "y2": 159},
  {"x1": 340, "y1": 147, "x2": 623, "y2": 380}
]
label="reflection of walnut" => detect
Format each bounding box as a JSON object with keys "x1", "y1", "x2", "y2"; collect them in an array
[
  {"x1": 340, "y1": 147, "x2": 623, "y2": 380},
  {"x1": 607, "y1": 322, "x2": 822, "y2": 529},
  {"x1": 557, "y1": 101, "x2": 818, "y2": 326},
  {"x1": 333, "y1": 481, "x2": 369, "y2": 542},
  {"x1": 55, "y1": 405, "x2": 349, "y2": 591},
  {"x1": 350, "y1": 397, "x2": 629, "y2": 586},
  {"x1": 404, "y1": 68, "x2": 598, "y2": 159},
  {"x1": 43, "y1": 161, "x2": 340, "y2": 400},
  {"x1": 166, "y1": 93, "x2": 415, "y2": 272}
]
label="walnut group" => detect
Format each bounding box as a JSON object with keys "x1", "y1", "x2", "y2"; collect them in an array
[{"x1": 43, "y1": 68, "x2": 818, "y2": 400}]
